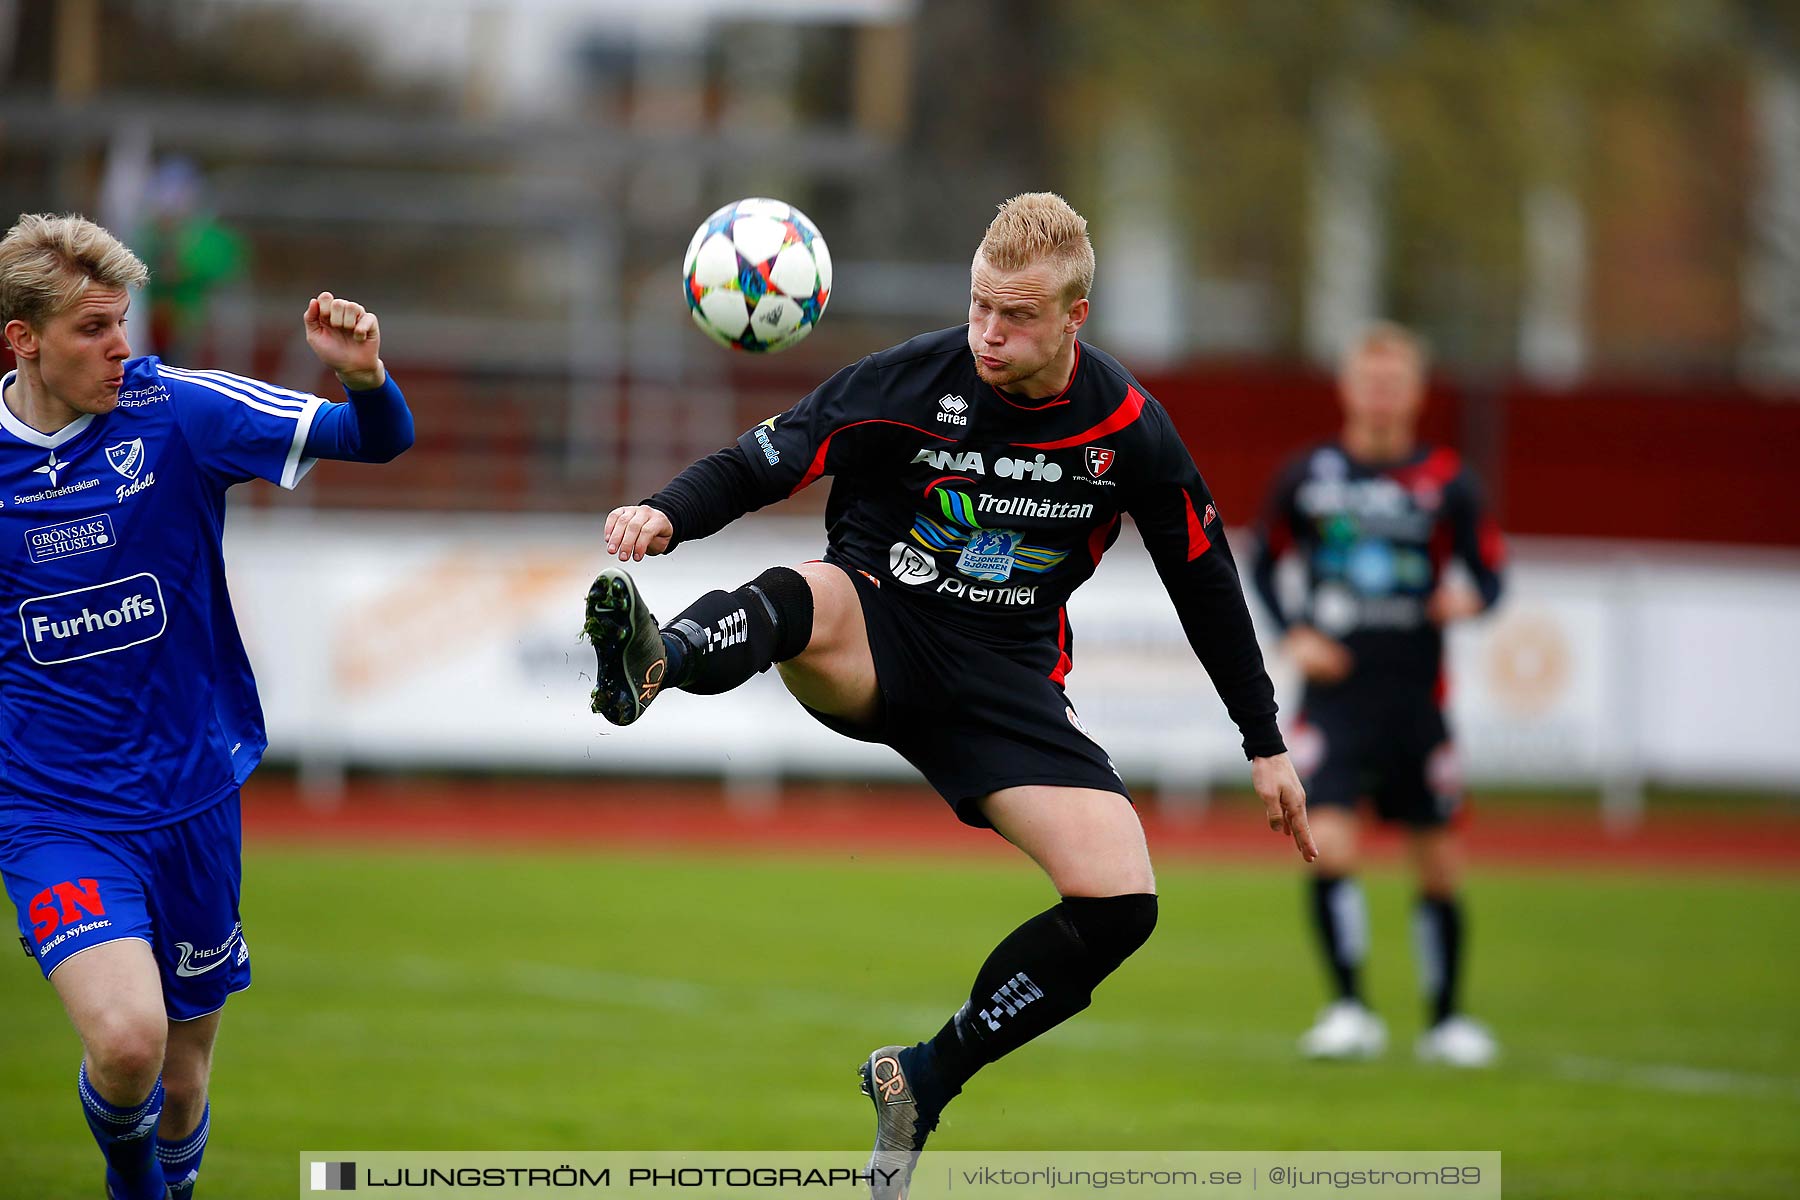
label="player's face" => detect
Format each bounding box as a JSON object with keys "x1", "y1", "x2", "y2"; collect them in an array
[
  {"x1": 968, "y1": 255, "x2": 1087, "y2": 397},
  {"x1": 21, "y1": 287, "x2": 133, "y2": 416},
  {"x1": 1340, "y1": 343, "x2": 1424, "y2": 428}
]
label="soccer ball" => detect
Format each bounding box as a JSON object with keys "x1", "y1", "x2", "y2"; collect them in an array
[{"x1": 682, "y1": 197, "x2": 832, "y2": 353}]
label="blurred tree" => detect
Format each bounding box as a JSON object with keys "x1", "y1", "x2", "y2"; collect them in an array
[
  {"x1": 901, "y1": 0, "x2": 1057, "y2": 255},
  {"x1": 3, "y1": 0, "x2": 452, "y2": 111},
  {"x1": 1060, "y1": 0, "x2": 1766, "y2": 376}
]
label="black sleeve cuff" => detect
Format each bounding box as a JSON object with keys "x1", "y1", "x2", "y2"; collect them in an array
[
  {"x1": 642, "y1": 444, "x2": 763, "y2": 552},
  {"x1": 1241, "y1": 727, "x2": 1288, "y2": 760}
]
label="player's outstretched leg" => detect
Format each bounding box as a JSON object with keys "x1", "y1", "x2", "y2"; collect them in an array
[
  {"x1": 584, "y1": 568, "x2": 669, "y2": 725},
  {"x1": 857, "y1": 788, "x2": 1158, "y2": 1199},
  {"x1": 858, "y1": 893, "x2": 1159, "y2": 1196},
  {"x1": 584, "y1": 565, "x2": 814, "y2": 725},
  {"x1": 858, "y1": 1045, "x2": 939, "y2": 1200}
]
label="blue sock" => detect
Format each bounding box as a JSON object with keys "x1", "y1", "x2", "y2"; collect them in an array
[
  {"x1": 157, "y1": 1101, "x2": 209, "y2": 1200},
  {"x1": 78, "y1": 1061, "x2": 167, "y2": 1200}
]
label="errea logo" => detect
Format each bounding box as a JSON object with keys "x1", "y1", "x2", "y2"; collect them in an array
[{"x1": 937, "y1": 393, "x2": 968, "y2": 426}]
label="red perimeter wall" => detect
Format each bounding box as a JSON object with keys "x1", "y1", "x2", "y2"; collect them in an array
[
  {"x1": 9, "y1": 344, "x2": 1793, "y2": 545},
  {"x1": 1142, "y1": 366, "x2": 1800, "y2": 548}
]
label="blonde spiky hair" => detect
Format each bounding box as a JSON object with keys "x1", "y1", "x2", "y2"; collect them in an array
[
  {"x1": 0, "y1": 213, "x2": 149, "y2": 329},
  {"x1": 975, "y1": 192, "x2": 1095, "y2": 307}
]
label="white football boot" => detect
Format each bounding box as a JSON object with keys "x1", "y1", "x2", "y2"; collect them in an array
[
  {"x1": 1298, "y1": 1000, "x2": 1388, "y2": 1060},
  {"x1": 1415, "y1": 1015, "x2": 1499, "y2": 1068}
]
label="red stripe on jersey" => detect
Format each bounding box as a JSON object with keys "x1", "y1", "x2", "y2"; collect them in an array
[
  {"x1": 790, "y1": 419, "x2": 953, "y2": 495},
  {"x1": 1391, "y1": 446, "x2": 1462, "y2": 490},
  {"x1": 1478, "y1": 515, "x2": 1507, "y2": 567},
  {"x1": 1183, "y1": 491, "x2": 1213, "y2": 560},
  {"x1": 1015, "y1": 384, "x2": 1147, "y2": 450},
  {"x1": 921, "y1": 473, "x2": 976, "y2": 497},
  {"x1": 1049, "y1": 607, "x2": 1072, "y2": 685},
  {"x1": 991, "y1": 340, "x2": 1083, "y2": 411},
  {"x1": 1086, "y1": 514, "x2": 1121, "y2": 566}
]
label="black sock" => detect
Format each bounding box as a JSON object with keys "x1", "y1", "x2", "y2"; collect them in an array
[
  {"x1": 661, "y1": 566, "x2": 813, "y2": 694},
  {"x1": 921, "y1": 894, "x2": 1158, "y2": 1108},
  {"x1": 1414, "y1": 894, "x2": 1463, "y2": 1026},
  {"x1": 1310, "y1": 875, "x2": 1367, "y2": 1003}
]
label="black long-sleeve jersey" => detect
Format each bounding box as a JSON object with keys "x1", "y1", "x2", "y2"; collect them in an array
[
  {"x1": 647, "y1": 325, "x2": 1286, "y2": 759},
  {"x1": 1251, "y1": 441, "x2": 1506, "y2": 695}
]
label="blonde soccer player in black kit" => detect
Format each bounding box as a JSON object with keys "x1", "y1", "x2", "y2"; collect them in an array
[
  {"x1": 585, "y1": 193, "x2": 1314, "y2": 1198},
  {"x1": 1252, "y1": 323, "x2": 1507, "y2": 1069}
]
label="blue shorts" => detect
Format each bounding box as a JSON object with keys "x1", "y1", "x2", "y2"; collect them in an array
[{"x1": 1, "y1": 792, "x2": 250, "y2": 1021}]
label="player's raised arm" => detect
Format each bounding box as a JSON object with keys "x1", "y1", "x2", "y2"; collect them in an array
[
  {"x1": 297, "y1": 292, "x2": 414, "y2": 466},
  {"x1": 305, "y1": 291, "x2": 384, "y2": 389}
]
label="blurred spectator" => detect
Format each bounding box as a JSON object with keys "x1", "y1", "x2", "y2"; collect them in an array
[{"x1": 135, "y1": 158, "x2": 247, "y2": 364}]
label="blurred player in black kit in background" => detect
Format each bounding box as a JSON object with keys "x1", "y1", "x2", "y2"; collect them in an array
[
  {"x1": 1252, "y1": 323, "x2": 1506, "y2": 1068},
  {"x1": 585, "y1": 193, "x2": 1315, "y2": 1197}
]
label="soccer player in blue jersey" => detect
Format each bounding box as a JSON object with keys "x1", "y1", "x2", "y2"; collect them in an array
[{"x1": 0, "y1": 213, "x2": 415, "y2": 1199}]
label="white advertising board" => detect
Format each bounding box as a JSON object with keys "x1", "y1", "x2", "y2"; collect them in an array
[{"x1": 223, "y1": 514, "x2": 1800, "y2": 791}]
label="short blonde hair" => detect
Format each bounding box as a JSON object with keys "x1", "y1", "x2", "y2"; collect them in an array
[
  {"x1": 1346, "y1": 320, "x2": 1431, "y2": 373},
  {"x1": 0, "y1": 213, "x2": 149, "y2": 329},
  {"x1": 975, "y1": 192, "x2": 1095, "y2": 306}
]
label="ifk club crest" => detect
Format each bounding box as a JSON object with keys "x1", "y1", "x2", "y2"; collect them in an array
[{"x1": 105, "y1": 439, "x2": 148, "y2": 480}]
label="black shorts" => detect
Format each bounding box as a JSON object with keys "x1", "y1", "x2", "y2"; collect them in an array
[
  {"x1": 802, "y1": 565, "x2": 1129, "y2": 827},
  {"x1": 1289, "y1": 686, "x2": 1462, "y2": 829}
]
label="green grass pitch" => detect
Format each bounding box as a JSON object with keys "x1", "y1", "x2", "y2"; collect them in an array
[{"x1": 2, "y1": 848, "x2": 1796, "y2": 1198}]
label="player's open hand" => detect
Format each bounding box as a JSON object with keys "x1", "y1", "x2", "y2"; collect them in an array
[
  {"x1": 1252, "y1": 752, "x2": 1316, "y2": 862},
  {"x1": 305, "y1": 292, "x2": 385, "y2": 390},
  {"x1": 604, "y1": 505, "x2": 674, "y2": 561},
  {"x1": 1282, "y1": 625, "x2": 1353, "y2": 684}
]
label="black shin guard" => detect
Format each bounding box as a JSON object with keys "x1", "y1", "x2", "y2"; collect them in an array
[
  {"x1": 663, "y1": 566, "x2": 814, "y2": 695},
  {"x1": 925, "y1": 893, "x2": 1158, "y2": 1101}
]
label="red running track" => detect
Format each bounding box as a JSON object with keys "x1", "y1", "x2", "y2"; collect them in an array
[{"x1": 242, "y1": 776, "x2": 1800, "y2": 876}]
